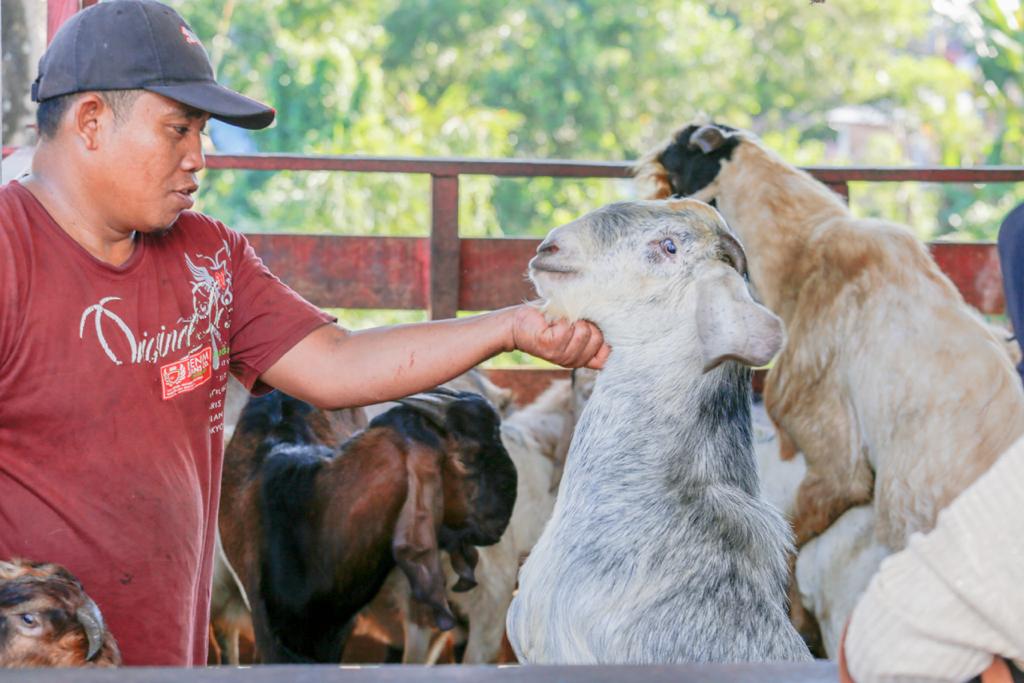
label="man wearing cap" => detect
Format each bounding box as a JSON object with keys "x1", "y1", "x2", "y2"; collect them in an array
[{"x1": 0, "y1": 0, "x2": 608, "y2": 667}]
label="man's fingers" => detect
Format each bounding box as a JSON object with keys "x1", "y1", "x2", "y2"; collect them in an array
[
  {"x1": 543, "y1": 319, "x2": 573, "y2": 352},
  {"x1": 561, "y1": 321, "x2": 593, "y2": 362},
  {"x1": 579, "y1": 329, "x2": 606, "y2": 367},
  {"x1": 585, "y1": 342, "x2": 612, "y2": 370}
]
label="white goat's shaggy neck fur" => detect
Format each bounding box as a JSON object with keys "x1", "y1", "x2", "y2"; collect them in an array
[{"x1": 506, "y1": 199, "x2": 809, "y2": 664}]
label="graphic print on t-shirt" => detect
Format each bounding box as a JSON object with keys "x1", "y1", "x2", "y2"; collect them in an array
[{"x1": 78, "y1": 242, "x2": 234, "y2": 401}]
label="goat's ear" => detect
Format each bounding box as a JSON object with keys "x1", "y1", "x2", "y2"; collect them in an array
[
  {"x1": 392, "y1": 443, "x2": 457, "y2": 632},
  {"x1": 696, "y1": 267, "x2": 784, "y2": 372},
  {"x1": 448, "y1": 542, "x2": 479, "y2": 593},
  {"x1": 688, "y1": 124, "x2": 737, "y2": 154}
]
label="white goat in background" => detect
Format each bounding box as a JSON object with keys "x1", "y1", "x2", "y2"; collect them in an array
[{"x1": 506, "y1": 199, "x2": 810, "y2": 664}]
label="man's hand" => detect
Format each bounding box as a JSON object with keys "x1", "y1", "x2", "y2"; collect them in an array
[{"x1": 509, "y1": 305, "x2": 610, "y2": 369}]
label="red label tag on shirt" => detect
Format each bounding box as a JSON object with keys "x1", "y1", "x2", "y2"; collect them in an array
[{"x1": 160, "y1": 346, "x2": 213, "y2": 400}]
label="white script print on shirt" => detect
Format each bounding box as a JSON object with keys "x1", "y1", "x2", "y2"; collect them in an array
[{"x1": 77, "y1": 242, "x2": 234, "y2": 401}]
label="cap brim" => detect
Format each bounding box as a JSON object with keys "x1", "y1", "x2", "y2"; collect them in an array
[{"x1": 146, "y1": 81, "x2": 275, "y2": 130}]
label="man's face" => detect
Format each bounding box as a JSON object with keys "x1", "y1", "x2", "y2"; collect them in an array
[{"x1": 92, "y1": 92, "x2": 210, "y2": 233}]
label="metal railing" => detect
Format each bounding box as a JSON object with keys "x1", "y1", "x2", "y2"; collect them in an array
[{"x1": 204, "y1": 154, "x2": 1024, "y2": 319}]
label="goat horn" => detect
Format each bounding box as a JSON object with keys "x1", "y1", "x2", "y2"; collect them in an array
[
  {"x1": 397, "y1": 389, "x2": 463, "y2": 431},
  {"x1": 688, "y1": 124, "x2": 732, "y2": 154},
  {"x1": 75, "y1": 598, "x2": 105, "y2": 661}
]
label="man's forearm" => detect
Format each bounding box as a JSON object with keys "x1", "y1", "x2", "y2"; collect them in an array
[{"x1": 261, "y1": 308, "x2": 517, "y2": 408}]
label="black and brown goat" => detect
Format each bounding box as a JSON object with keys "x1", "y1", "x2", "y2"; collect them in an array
[
  {"x1": 0, "y1": 559, "x2": 120, "y2": 667},
  {"x1": 219, "y1": 388, "x2": 517, "y2": 663}
]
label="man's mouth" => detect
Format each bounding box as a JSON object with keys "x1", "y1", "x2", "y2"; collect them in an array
[{"x1": 173, "y1": 186, "x2": 198, "y2": 208}]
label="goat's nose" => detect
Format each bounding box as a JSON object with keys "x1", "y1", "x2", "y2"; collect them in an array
[{"x1": 537, "y1": 238, "x2": 560, "y2": 255}]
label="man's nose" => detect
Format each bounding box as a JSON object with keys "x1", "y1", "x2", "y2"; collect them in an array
[{"x1": 182, "y1": 135, "x2": 205, "y2": 173}]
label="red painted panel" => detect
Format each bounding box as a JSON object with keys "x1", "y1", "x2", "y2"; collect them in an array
[
  {"x1": 460, "y1": 238, "x2": 542, "y2": 310},
  {"x1": 245, "y1": 234, "x2": 430, "y2": 310},
  {"x1": 47, "y1": 0, "x2": 84, "y2": 43},
  {"x1": 929, "y1": 242, "x2": 1004, "y2": 314},
  {"x1": 245, "y1": 235, "x2": 1005, "y2": 316}
]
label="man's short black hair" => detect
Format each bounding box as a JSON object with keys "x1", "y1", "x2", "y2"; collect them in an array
[{"x1": 36, "y1": 89, "x2": 143, "y2": 140}]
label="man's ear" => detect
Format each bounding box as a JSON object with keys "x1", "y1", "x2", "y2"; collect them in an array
[{"x1": 71, "y1": 94, "x2": 106, "y2": 151}]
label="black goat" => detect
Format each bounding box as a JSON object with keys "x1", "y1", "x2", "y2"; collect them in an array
[
  {"x1": 0, "y1": 559, "x2": 120, "y2": 667},
  {"x1": 219, "y1": 388, "x2": 517, "y2": 663}
]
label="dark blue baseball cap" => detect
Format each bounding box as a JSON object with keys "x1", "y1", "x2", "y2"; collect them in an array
[{"x1": 31, "y1": 0, "x2": 275, "y2": 130}]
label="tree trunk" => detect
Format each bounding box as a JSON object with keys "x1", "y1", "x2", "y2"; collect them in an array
[{"x1": 3, "y1": 0, "x2": 46, "y2": 146}]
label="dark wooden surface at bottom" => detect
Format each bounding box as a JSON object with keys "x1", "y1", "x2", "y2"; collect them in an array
[{"x1": 2, "y1": 662, "x2": 838, "y2": 682}]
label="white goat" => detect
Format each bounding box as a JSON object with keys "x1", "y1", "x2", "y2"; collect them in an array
[
  {"x1": 506, "y1": 199, "x2": 810, "y2": 664},
  {"x1": 357, "y1": 378, "x2": 572, "y2": 663}
]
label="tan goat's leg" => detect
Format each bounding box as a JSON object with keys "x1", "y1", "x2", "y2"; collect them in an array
[
  {"x1": 766, "y1": 374, "x2": 873, "y2": 547},
  {"x1": 791, "y1": 464, "x2": 873, "y2": 547}
]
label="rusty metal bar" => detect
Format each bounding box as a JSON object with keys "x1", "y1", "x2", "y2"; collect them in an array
[
  {"x1": 808, "y1": 166, "x2": 1024, "y2": 183},
  {"x1": 825, "y1": 181, "x2": 850, "y2": 202},
  {"x1": 204, "y1": 153, "x2": 1024, "y2": 184},
  {"x1": 430, "y1": 175, "x2": 461, "y2": 319},
  {"x1": 206, "y1": 154, "x2": 633, "y2": 178}
]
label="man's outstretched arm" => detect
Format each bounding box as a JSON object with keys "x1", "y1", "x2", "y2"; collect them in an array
[{"x1": 259, "y1": 304, "x2": 610, "y2": 409}]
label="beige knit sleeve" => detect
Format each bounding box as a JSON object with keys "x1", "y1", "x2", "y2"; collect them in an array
[{"x1": 845, "y1": 434, "x2": 1024, "y2": 683}]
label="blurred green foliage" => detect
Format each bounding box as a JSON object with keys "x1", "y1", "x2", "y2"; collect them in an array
[
  {"x1": 167, "y1": 0, "x2": 1024, "y2": 354},
  {"x1": 168, "y1": 0, "x2": 1024, "y2": 245}
]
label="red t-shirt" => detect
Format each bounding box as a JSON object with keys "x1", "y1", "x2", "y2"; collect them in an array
[{"x1": 0, "y1": 181, "x2": 334, "y2": 666}]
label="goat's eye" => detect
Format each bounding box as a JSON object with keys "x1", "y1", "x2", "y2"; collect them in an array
[
  {"x1": 660, "y1": 238, "x2": 677, "y2": 255},
  {"x1": 15, "y1": 612, "x2": 43, "y2": 635}
]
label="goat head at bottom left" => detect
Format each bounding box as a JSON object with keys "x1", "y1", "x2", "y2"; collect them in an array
[{"x1": 0, "y1": 558, "x2": 121, "y2": 667}]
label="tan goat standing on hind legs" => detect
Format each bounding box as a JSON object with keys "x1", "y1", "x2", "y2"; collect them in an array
[
  {"x1": 635, "y1": 123, "x2": 1024, "y2": 653},
  {"x1": 636, "y1": 122, "x2": 1024, "y2": 551}
]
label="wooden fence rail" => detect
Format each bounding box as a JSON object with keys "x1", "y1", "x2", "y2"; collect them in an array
[{"x1": 209, "y1": 155, "x2": 1024, "y2": 318}]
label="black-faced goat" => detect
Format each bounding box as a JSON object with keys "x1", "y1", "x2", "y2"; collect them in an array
[{"x1": 219, "y1": 388, "x2": 516, "y2": 663}]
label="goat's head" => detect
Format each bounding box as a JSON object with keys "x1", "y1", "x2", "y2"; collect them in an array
[
  {"x1": 387, "y1": 389, "x2": 516, "y2": 628},
  {"x1": 0, "y1": 559, "x2": 120, "y2": 668},
  {"x1": 634, "y1": 122, "x2": 745, "y2": 202},
  {"x1": 399, "y1": 388, "x2": 517, "y2": 550},
  {"x1": 530, "y1": 199, "x2": 783, "y2": 371}
]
